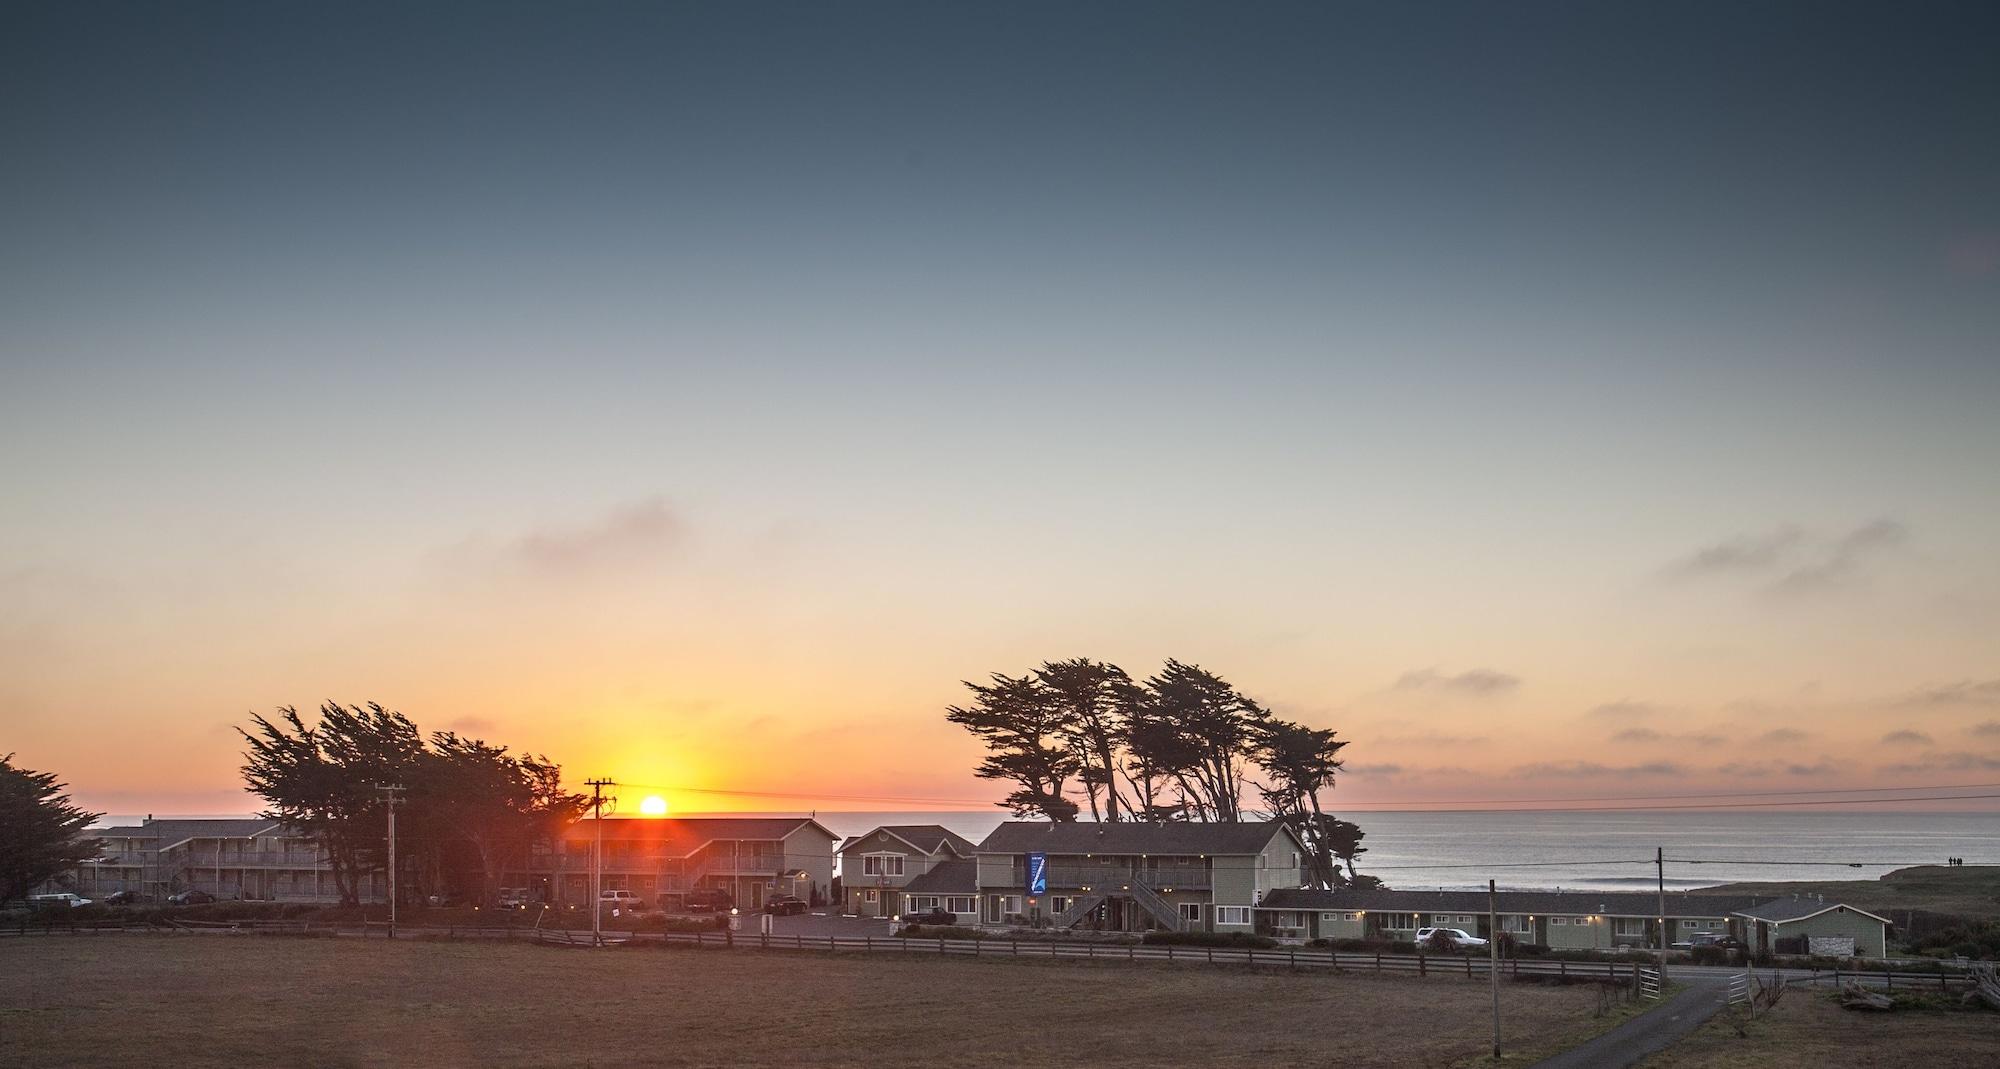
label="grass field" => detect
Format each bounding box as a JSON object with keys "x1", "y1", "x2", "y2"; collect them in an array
[
  {"x1": 1698, "y1": 865, "x2": 2000, "y2": 922},
  {"x1": 1637, "y1": 988, "x2": 1998, "y2": 1068},
  {"x1": 0, "y1": 934, "x2": 1628, "y2": 1068}
]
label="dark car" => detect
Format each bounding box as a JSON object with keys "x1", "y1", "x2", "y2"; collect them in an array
[
  {"x1": 684, "y1": 889, "x2": 734, "y2": 913},
  {"x1": 903, "y1": 908, "x2": 955, "y2": 926},
  {"x1": 764, "y1": 895, "x2": 809, "y2": 915},
  {"x1": 1690, "y1": 932, "x2": 1747, "y2": 950},
  {"x1": 167, "y1": 890, "x2": 216, "y2": 906},
  {"x1": 103, "y1": 890, "x2": 149, "y2": 906}
]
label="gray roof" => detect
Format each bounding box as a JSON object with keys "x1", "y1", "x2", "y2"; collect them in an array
[
  {"x1": 840, "y1": 825, "x2": 979, "y2": 857},
  {"x1": 1733, "y1": 898, "x2": 1888, "y2": 924},
  {"x1": 976, "y1": 820, "x2": 1297, "y2": 857},
  {"x1": 1259, "y1": 887, "x2": 1774, "y2": 919},
  {"x1": 95, "y1": 819, "x2": 286, "y2": 845},
  {"x1": 902, "y1": 859, "x2": 977, "y2": 895}
]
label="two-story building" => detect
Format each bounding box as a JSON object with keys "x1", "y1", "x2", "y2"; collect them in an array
[
  {"x1": 526, "y1": 816, "x2": 839, "y2": 911},
  {"x1": 837, "y1": 824, "x2": 978, "y2": 917},
  {"x1": 973, "y1": 821, "x2": 1307, "y2": 934},
  {"x1": 80, "y1": 817, "x2": 381, "y2": 903}
]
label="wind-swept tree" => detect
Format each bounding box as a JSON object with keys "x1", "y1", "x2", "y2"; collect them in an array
[
  {"x1": 1037, "y1": 658, "x2": 1134, "y2": 821},
  {"x1": 0, "y1": 754, "x2": 100, "y2": 905},
  {"x1": 1138, "y1": 660, "x2": 1267, "y2": 821},
  {"x1": 1253, "y1": 718, "x2": 1349, "y2": 886},
  {"x1": 423, "y1": 733, "x2": 588, "y2": 906},
  {"x1": 946, "y1": 673, "x2": 1081, "y2": 821},
  {"x1": 240, "y1": 702, "x2": 428, "y2": 905}
]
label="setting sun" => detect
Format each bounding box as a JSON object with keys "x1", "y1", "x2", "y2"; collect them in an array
[{"x1": 638, "y1": 795, "x2": 669, "y2": 816}]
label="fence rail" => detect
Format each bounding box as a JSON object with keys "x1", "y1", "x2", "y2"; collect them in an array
[{"x1": 1, "y1": 921, "x2": 1981, "y2": 993}]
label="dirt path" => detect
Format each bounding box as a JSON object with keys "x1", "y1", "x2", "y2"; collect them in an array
[{"x1": 1529, "y1": 978, "x2": 1731, "y2": 1069}]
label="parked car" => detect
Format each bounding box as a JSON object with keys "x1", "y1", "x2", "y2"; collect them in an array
[
  {"x1": 426, "y1": 891, "x2": 467, "y2": 907},
  {"x1": 684, "y1": 889, "x2": 733, "y2": 913},
  {"x1": 167, "y1": 890, "x2": 216, "y2": 906},
  {"x1": 902, "y1": 908, "x2": 955, "y2": 926},
  {"x1": 599, "y1": 889, "x2": 645, "y2": 912},
  {"x1": 1416, "y1": 926, "x2": 1488, "y2": 949},
  {"x1": 102, "y1": 890, "x2": 147, "y2": 906},
  {"x1": 496, "y1": 887, "x2": 534, "y2": 910},
  {"x1": 1690, "y1": 932, "x2": 1746, "y2": 950},
  {"x1": 28, "y1": 893, "x2": 93, "y2": 909},
  {"x1": 764, "y1": 895, "x2": 809, "y2": 915}
]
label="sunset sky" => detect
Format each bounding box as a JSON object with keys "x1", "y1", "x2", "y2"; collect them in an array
[{"x1": 4, "y1": 3, "x2": 1997, "y2": 816}]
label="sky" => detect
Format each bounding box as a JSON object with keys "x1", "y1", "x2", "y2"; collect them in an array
[{"x1": 3, "y1": 2, "x2": 1998, "y2": 817}]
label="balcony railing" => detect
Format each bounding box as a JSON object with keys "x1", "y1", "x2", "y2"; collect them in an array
[
  {"x1": 1005, "y1": 863, "x2": 1211, "y2": 890},
  {"x1": 179, "y1": 852, "x2": 332, "y2": 869}
]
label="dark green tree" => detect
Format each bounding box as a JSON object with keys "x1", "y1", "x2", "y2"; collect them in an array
[
  {"x1": 1253, "y1": 718, "x2": 1350, "y2": 886},
  {"x1": 423, "y1": 733, "x2": 588, "y2": 906},
  {"x1": 1037, "y1": 658, "x2": 1134, "y2": 821},
  {"x1": 946, "y1": 673, "x2": 1081, "y2": 821},
  {"x1": 0, "y1": 754, "x2": 101, "y2": 905}
]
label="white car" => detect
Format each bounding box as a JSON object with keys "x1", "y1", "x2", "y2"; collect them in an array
[
  {"x1": 1416, "y1": 926, "x2": 1488, "y2": 949},
  {"x1": 29, "y1": 893, "x2": 93, "y2": 909}
]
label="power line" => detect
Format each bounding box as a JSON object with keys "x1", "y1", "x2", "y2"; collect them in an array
[{"x1": 1364, "y1": 858, "x2": 1653, "y2": 871}]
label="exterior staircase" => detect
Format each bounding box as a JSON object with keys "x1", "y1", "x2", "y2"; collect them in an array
[
  {"x1": 1121, "y1": 877, "x2": 1184, "y2": 931},
  {"x1": 1052, "y1": 892, "x2": 1107, "y2": 928}
]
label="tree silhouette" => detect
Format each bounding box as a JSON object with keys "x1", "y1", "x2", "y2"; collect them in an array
[{"x1": 0, "y1": 754, "x2": 100, "y2": 904}]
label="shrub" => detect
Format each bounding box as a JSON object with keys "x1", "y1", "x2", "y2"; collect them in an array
[
  {"x1": 1142, "y1": 930, "x2": 1280, "y2": 949},
  {"x1": 897, "y1": 924, "x2": 986, "y2": 940}
]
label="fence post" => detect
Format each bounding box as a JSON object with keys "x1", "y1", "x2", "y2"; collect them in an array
[
  {"x1": 1559, "y1": 960, "x2": 1566, "y2": 979},
  {"x1": 1419, "y1": 953, "x2": 1426, "y2": 977},
  {"x1": 1375, "y1": 953, "x2": 1382, "y2": 973},
  {"x1": 940, "y1": 938, "x2": 947, "y2": 956},
  {"x1": 1012, "y1": 940, "x2": 1019, "y2": 956}
]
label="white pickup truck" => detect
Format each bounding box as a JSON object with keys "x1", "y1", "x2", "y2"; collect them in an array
[{"x1": 1415, "y1": 926, "x2": 1488, "y2": 949}]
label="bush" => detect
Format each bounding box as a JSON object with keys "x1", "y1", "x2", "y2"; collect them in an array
[
  {"x1": 1142, "y1": 931, "x2": 1279, "y2": 949},
  {"x1": 897, "y1": 924, "x2": 986, "y2": 940}
]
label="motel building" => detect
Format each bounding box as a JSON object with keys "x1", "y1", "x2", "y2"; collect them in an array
[
  {"x1": 972, "y1": 821, "x2": 1307, "y2": 934},
  {"x1": 1255, "y1": 888, "x2": 1893, "y2": 957}
]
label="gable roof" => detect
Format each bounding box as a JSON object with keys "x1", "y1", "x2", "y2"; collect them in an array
[
  {"x1": 564, "y1": 817, "x2": 838, "y2": 857},
  {"x1": 976, "y1": 820, "x2": 1298, "y2": 857},
  {"x1": 1258, "y1": 887, "x2": 1774, "y2": 918},
  {"x1": 901, "y1": 859, "x2": 978, "y2": 895},
  {"x1": 840, "y1": 825, "x2": 979, "y2": 858},
  {"x1": 1733, "y1": 898, "x2": 1890, "y2": 925},
  {"x1": 95, "y1": 819, "x2": 287, "y2": 850}
]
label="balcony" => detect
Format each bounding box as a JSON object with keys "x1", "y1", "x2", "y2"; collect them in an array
[
  {"x1": 178, "y1": 852, "x2": 332, "y2": 869},
  {"x1": 1005, "y1": 863, "x2": 1211, "y2": 890}
]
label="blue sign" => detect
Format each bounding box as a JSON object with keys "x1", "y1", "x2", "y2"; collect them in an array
[{"x1": 1025, "y1": 852, "x2": 1048, "y2": 896}]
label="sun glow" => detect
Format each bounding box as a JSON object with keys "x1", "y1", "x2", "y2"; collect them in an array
[{"x1": 639, "y1": 795, "x2": 669, "y2": 816}]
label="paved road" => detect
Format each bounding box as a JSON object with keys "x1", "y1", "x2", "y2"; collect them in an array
[{"x1": 1528, "y1": 975, "x2": 1732, "y2": 1069}]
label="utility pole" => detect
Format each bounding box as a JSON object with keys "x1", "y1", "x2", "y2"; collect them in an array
[
  {"x1": 1489, "y1": 878, "x2": 1501, "y2": 1059},
  {"x1": 585, "y1": 778, "x2": 613, "y2": 947},
  {"x1": 1656, "y1": 846, "x2": 1668, "y2": 984},
  {"x1": 377, "y1": 785, "x2": 406, "y2": 939}
]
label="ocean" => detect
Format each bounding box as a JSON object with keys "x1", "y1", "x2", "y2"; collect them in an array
[{"x1": 800, "y1": 809, "x2": 1999, "y2": 892}]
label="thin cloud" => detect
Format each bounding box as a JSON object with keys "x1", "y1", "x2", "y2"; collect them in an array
[
  {"x1": 1718, "y1": 760, "x2": 1839, "y2": 777},
  {"x1": 506, "y1": 497, "x2": 684, "y2": 572},
  {"x1": 1613, "y1": 727, "x2": 1723, "y2": 745},
  {"x1": 1393, "y1": 668, "x2": 1520, "y2": 697},
  {"x1": 1971, "y1": 722, "x2": 2000, "y2": 738},
  {"x1": 1879, "y1": 752, "x2": 2000, "y2": 775},
  {"x1": 1664, "y1": 526, "x2": 1802, "y2": 578},
  {"x1": 1896, "y1": 679, "x2": 2000, "y2": 709},
  {"x1": 1374, "y1": 732, "x2": 1491, "y2": 747},
  {"x1": 1757, "y1": 728, "x2": 1811, "y2": 744},
  {"x1": 1659, "y1": 519, "x2": 1909, "y2": 597},
  {"x1": 1881, "y1": 730, "x2": 1932, "y2": 746},
  {"x1": 1768, "y1": 519, "x2": 1908, "y2": 597},
  {"x1": 1587, "y1": 700, "x2": 1661, "y2": 720},
  {"x1": 1514, "y1": 760, "x2": 1684, "y2": 779}
]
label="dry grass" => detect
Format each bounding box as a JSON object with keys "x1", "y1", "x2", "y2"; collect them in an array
[
  {"x1": 1638, "y1": 988, "x2": 1999, "y2": 1068},
  {"x1": 0, "y1": 934, "x2": 1620, "y2": 1068}
]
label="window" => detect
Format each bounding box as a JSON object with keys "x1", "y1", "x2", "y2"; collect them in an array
[
  {"x1": 1614, "y1": 918, "x2": 1646, "y2": 936},
  {"x1": 863, "y1": 889, "x2": 878, "y2": 903},
  {"x1": 860, "y1": 854, "x2": 905, "y2": 877},
  {"x1": 1551, "y1": 917, "x2": 1567, "y2": 926},
  {"x1": 947, "y1": 896, "x2": 975, "y2": 914},
  {"x1": 1502, "y1": 915, "x2": 1533, "y2": 933},
  {"x1": 1051, "y1": 896, "x2": 1070, "y2": 913},
  {"x1": 1380, "y1": 913, "x2": 1415, "y2": 930},
  {"x1": 908, "y1": 896, "x2": 938, "y2": 911},
  {"x1": 1346, "y1": 912, "x2": 1363, "y2": 922},
  {"x1": 1000, "y1": 896, "x2": 1021, "y2": 916},
  {"x1": 1179, "y1": 903, "x2": 1203, "y2": 922},
  {"x1": 1215, "y1": 906, "x2": 1251, "y2": 926}
]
